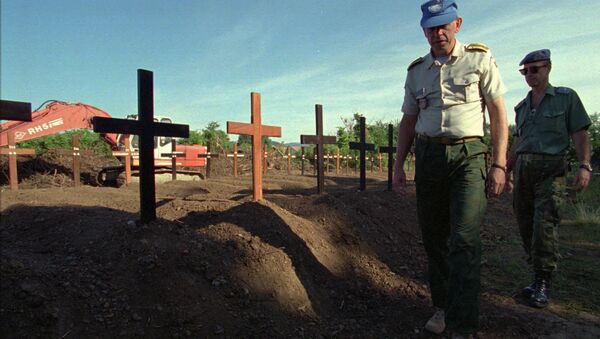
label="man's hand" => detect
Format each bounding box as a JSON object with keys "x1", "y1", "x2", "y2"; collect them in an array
[
  {"x1": 574, "y1": 167, "x2": 591, "y2": 192},
  {"x1": 487, "y1": 167, "x2": 506, "y2": 197},
  {"x1": 392, "y1": 168, "x2": 407, "y2": 193}
]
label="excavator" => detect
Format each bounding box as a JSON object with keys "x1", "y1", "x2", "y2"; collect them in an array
[{"x1": 0, "y1": 100, "x2": 207, "y2": 186}]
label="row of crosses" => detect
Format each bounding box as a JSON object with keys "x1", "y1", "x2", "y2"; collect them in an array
[{"x1": 1, "y1": 69, "x2": 398, "y2": 224}]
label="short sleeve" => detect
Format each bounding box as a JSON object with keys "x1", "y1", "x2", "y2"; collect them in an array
[
  {"x1": 567, "y1": 90, "x2": 591, "y2": 134},
  {"x1": 401, "y1": 79, "x2": 419, "y2": 116},
  {"x1": 479, "y1": 54, "x2": 507, "y2": 103}
]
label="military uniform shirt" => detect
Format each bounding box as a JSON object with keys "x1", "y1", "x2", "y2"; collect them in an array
[
  {"x1": 402, "y1": 40, "x2": 506, "y2": 138},
  {"x1": 514, "y1": 84, "x2": 591, "y2": 155}
]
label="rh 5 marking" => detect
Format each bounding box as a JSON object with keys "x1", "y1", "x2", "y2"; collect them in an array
[{"x1": 23, "y1": 118, "x2": 65, "y2": 138}]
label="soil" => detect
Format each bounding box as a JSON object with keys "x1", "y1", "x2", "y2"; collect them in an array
[{"x1": 1, "y1": 154, "x2": 599, "y2": 338}]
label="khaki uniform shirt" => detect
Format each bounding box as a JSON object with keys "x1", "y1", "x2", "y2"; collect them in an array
[
  {"x1": 402, "y1": 40, "x2": 506, "y2": 138},
  {"x1": 514, "y1": 84, "x2": 591, "y2": 155}
]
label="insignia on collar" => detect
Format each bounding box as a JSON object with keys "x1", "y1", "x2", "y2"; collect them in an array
[
  {"x1": 466, "y1": 43, "x2": 489, "y2": 52},
  {"x1": 407, "y1": 57, "x2": 424, "y2": 71}
]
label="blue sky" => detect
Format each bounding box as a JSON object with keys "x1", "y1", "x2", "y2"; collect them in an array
[{"x1": 2, "y1": 0, "x2": 599, "y2": 142}]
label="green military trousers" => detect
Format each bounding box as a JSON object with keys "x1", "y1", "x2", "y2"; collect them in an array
[
  {"x1": 513, "y1": 155, "x2": 565, "y2": 273},
  {"x1": 415, "y1": 138, "x2": 488, "y2": 335}
]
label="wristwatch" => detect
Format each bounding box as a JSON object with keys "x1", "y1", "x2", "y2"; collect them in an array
[{"x1": 579, "y1": 163, "x2": 593, "y2": 172}]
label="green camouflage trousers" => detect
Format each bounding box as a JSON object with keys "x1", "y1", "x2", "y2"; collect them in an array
[
  {"x1": 415, "y1": 138, "x2": 488, "y2": 336},
  {"x1": 513, "y1": 155, "x2": 566, "y2": 273}
]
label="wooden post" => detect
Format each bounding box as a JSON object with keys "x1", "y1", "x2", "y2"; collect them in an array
[
  {"x1": 93, "y1": 69, "x2": 190, "y2": 223},
  {"x1": 0, "y1": 133, "x2": 35, "y2": 190},
  {"x1": 198, "y1": 143, "x2": 219, "y2": 179},
  {"x1": 349, "y1": 117, "x2": 375, "y2": 191},
  {"x1": 226, "y1": 92, "x2": 281, "y2": 201},
  {"x1": 262, "y1": 143, "x2": 268, "y2": 176},
  {"x1": 300, "y1": 147, "x2": 305, "y2": 176},
  {"x1": 379, "y1": 124, "x2": 397, "y2": 191},
  {"x1": 72, "y1": 135, "x2": 81, "y2": 186},
  {"x1": 378, "y1": 153, "x2": 383, "y2": 173},
  {"x1": 160, "y1": 139, "x2": 186, "y2": 181},
  {"x1": 335, "y1": 148, "x2": 340, "y2": 175},
  {"x1": 286, "y1": 146, "x2": 292, "y2": 175},
  {"x1": 300, "y1": 105, "x2": 336, "y2": 194}
]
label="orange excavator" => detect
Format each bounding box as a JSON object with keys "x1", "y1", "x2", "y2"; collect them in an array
[{"x1": 0, "y1": 100, "x2": 206, "y2": 185}]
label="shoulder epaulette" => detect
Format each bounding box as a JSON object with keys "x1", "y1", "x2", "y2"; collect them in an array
[
  {"x1": 556, "y1": 87, "x2": 572, "y2": 94},
  {"x1": 514, "y1": 99, "x2": 526, "y2": 110},
  {"x1": 466, "y1": 43, "x2": 489, "y2": 53},
  {"x1": 407, "y1": 57, "x2": 424, "y2": 71}
]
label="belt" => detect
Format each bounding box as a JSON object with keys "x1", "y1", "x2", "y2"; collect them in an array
[
  {"x1": 518, "y1": 153, "x2": 564, "y2": 161},
  {"x1": 417, "y1": 134, "x2": 482, "y2": 145}
]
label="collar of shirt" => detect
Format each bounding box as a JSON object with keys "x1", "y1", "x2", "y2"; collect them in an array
[
  {"x1": 526, "y1": 83, "x2": 556, "y2": 107},
  {"x1": 425, "y1": 40, "x2": 465, "y2": 69}
]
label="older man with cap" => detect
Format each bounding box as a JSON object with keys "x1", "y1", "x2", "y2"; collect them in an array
[
  {"x1": 506, "y1": 49, "x2": 592, "y2": 309},
  {"x1": 392, "y1": 0, "x2": 508, "y2": 337}
]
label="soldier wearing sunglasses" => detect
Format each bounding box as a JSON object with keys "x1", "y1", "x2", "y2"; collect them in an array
[{"x1": 506, "y1": 49, "x2": 592, "y2": 309}]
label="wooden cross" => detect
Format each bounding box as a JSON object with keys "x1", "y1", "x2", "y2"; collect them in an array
[
  {"x1": 335, "y1": 148, "x2": 340, "y2": 175},
  {"x1": 92, "y1": 69, "x2": 189, "y2": 223},
  {"x1": 197, "y1": 142, "x2": 219, "y2": 179},
  {"x1": 300, "y1": 146, "x2": 306, "y2": 176},
  {"x1": 112, "y1": 137, "x2": 134, "y2": 185},
  {"x1": 379, "y1": 124, "x2": 397, "y2": 191},
  {"x1": 227, "y1": 92, "x2": 281, "y2": 201},
  {"x1": 226, "y1": 143, "x2": 245, "y2": 177},
  {"x1": 1, "y1": 133, "x2": 35, "y2": 190},
  {"x1": 0, "y1": 100, "x2": 32, "y2": 121},
  {"x1": 300, "y1": 105, "x2": 337, "y2": 194},
  {"x1": 161, "y1": 139, "x2": 186, "y2": 181},
  {"x1": 349, "y1": 117, "x2": 374, "y2": 191},
  {"x1": 55, "y1": 135, "x2": 94, "y2": 186}
]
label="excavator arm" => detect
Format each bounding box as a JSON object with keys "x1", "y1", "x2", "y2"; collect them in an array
[{"x1": 0, "y1": 100, "x2": 118, "y2": 148}]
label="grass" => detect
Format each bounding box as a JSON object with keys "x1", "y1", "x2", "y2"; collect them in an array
[{"x1": 482, "y1": 175, "x2": 600, "y2": 315}]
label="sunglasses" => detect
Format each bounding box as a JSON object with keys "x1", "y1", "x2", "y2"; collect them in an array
[{"x1": 519, "y1": 64, "x2": 549, "y2": 75}]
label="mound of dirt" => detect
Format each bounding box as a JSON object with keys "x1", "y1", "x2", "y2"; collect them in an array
[{"x1": 1, "y1": 161, "x2": 599, "y2": 338}]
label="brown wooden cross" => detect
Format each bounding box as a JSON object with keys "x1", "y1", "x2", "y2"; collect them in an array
[
  {"x1": 112, "y1": 137, "x2": 135, "y2": 185},
  {"x1": 161, "y1": 139, "x2": 186, "y2": 181},
  {"x1": 0, "y1": 100, "x2": 32, "y2": 121},
  {"x1": 349, "y1": 117, "x2": 374, "y2": 191},
  {"x1": 54, "y1": 135, "x2": 95, "y2": 186},
  {"x1": 197, "y1": 142, "x2": 219, "y2": 179},
  {"x1": 227, "y1": 92, "x2": 281, "y2": 201},
  {"x1": 0, "y1": 133, "x2": 35, "y2": 190},
  {"x1": 92, "y1": 69, "x2": 190, "y2": 223},
  {"x1": 379, "y1": 124, "x2": 397, "y2": 191},
  {"x1": 300, "y1": 105, "x2": 337, "y2": 194},
  {"x1": 226, "y1": 143, "x2": 245, "y2": 177}
]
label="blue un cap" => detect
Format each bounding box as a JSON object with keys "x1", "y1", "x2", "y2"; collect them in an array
[
  {"x1": 519, "y1": 49, "x2": 551, "y2": 66},
  {"x1": 420, "y1": 0, "x2": 458, "y2": 28}
]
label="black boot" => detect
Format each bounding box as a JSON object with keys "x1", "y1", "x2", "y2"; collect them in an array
[
  {"x1": 522, "y1": 279, "x2": 537, "y2": 298},
  {"x1": 529, "y1": 272, "x2": 551, "y2": 308}
]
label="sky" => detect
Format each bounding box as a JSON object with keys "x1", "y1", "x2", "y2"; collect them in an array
[{"x1": 2, "y1": 0, "x2": 599, "y2": 143}]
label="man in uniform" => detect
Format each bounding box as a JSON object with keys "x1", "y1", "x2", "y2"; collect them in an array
[
  {"x1": 392, "y1": 1, "x2": 509, "y2": 338},
  {"x1": 506, "y1": 49, "x2": 592, "y2": 309}
]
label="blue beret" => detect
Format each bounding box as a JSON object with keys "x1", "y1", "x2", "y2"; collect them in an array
[
  {"x1": 519, "y1": 49, "x2": 551, "y2": 66},
  {"x1": 420, "y1": 0, "x2": 458, "y2": 28}
]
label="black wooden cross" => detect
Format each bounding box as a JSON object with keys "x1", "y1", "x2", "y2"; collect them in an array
[
  {"x1": 378, "y1": 124, "x2": 397, "y2": 191},
  {"x1": 349, "y1": 117, "x2": 374, "y2": 191},
  {"x1": 0, "y1": 100, "x2": 32, "y2": 121},
  {"x1": 92, "y1": 69, "x2": 189, "y2": 223},
  {"x1": 300, "y1": 104, "x2": 337, "y2": 194}
]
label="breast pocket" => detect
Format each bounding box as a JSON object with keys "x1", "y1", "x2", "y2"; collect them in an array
[
  {"x1": 454, "y1": 74, "x2": 480, "y2": 103},
  {"x1": 541, "y1": 110, "x2": 566, "y2": 133}
]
